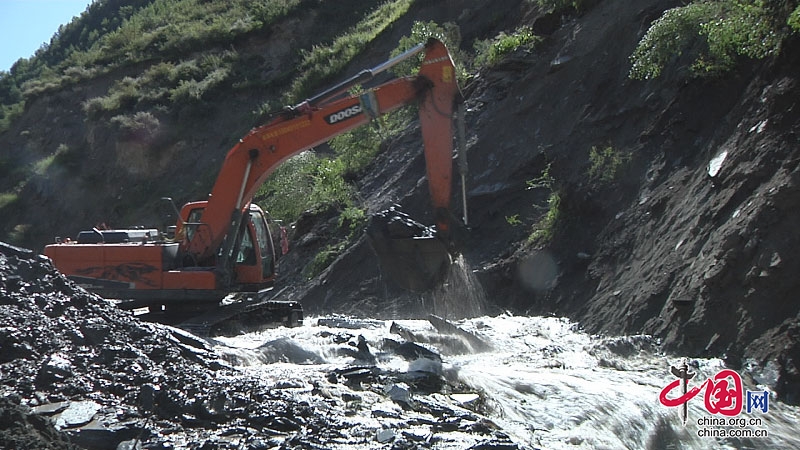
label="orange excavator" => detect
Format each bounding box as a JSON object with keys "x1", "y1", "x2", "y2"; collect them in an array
[{"x1": 44, "y1": 39, "x2": 464, "y2": 334}]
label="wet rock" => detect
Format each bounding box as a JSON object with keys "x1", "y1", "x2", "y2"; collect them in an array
[
  {"x1": 65, "y1": 417, "x2": 145, "y2": 450},
  {"x1": 154, "y1": 388, "x2": 191, "y2": 418},
  {"x1": 318, "y1": 330, "x2": 353, "y2": 344},
  {"x1": 338, "y1": 335, "x2": 376, "y2": 363},
  {"x1": 371, "y1": 408, "x2": 401, "y2": 419},
  {"x1": 266, "y1": 416, "x2": 301, "y2": 433},
  {"x1": 390, "y1": 322, "x2": 423, "y2": 342},
  {"x1": 392, "y1": 341, "x2": 442, "y2": 362},
  {"x1": 116, "y1": 439, "x2": 143, "y2": 450},
  {"x1": 469, "y1": 441, "x2": 520, "y2": 449},
  {"x1": 376, "y1": 428, "x2": 395, "y2": 443},
  {"x1": 366, "y1": 206, "x2": 452, "y2": 292},
  {"x1": 330, "y1": 366, "x2": 380, "y2": 383},
  {"x1": 197, "y1": 392, "x2": 232, "y2": 422},
  {"x1": 428, "y1": 314, "x2": 492, "y2": 352},
  {"x1": 79, "y1": 318, "x2": 111, "y2": 345},
  {"x1": 31, "y1": 401, "x2": 70, "y2": 415},
  {"x1": 0, "y1": 396, "x2": 78, "y2": 449},
  {"x1": 0, "y1": 327, "x2": 38, "y2": 362},
  {"x1": 451, "y1": 393, "x2": 481, "y2": 407},
  {"x1": 255, "y1": 337, "x2": 325, "y2": 364},
  {"x1": 36, "y1": 353, "x2": 73, "y2": 385},
  {"x1": 138, "y1": 384, "x2": 160, "y2": 413},
  {"x1": 53, "y1": 400, "x2": 101, "y2": 429},
  {"x1": 2, "y1": 240, "x2": 527, "y2": 448},
  {"x1": 318, "y1": 316, "x2": 384, "y2": 329},
  {"x1": 272, "y1": 379, "x2": 305, "y2": 389},
  {"x1": 402, "y1": 372, "x2": 444, "y2": 394},
  {"x1": 384, "y1": 383, "x2": 415, "y2": 409}
]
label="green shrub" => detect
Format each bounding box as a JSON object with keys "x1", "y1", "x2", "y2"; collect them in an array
[
  {"x1": 304, "y1": 241, "x2": 347, "y2": 280},
  {"x1": 20, "y1": 69, "x2": 63, "y2": 99},
  {"x1": 533, "y1": 0, "x2": 595, "y2": 13},
  {"x1": 525, "y1": 164, "x2": 561, "y2": 244},
  {"x1": 110, "y1": 111, "x2": 160, "y2": 140},
  {"x1": 0, "y1": 101, "x2": 24, "y2": 134},
  {"x1": 505, "y1": 214, "x2": 522, "y2": 226},
  {"x1": 588, "y1": 145, "x2": 629, "y2": 183},
  {"x1": 329, "y1": 123, "x2": 383, "y2": 177},
  {"x1": 528, "y1": 191, "x2": 561, "y2": 244},
  {"x1": 304, "y1": 205, "x2": 367, "y2": 279},
  {"x1": 62, "y1": 65, "x2": 98, "y2": 83},
  {"x1": 6, "y1": 223, "x2": 30, "y2": 245},
  {"x1": 630, "y1": 0, "x2": 788, "y2": 80},
  {"x1": 169, "y1": 67, "x2": 229, "y2": 103},
  {"x1": 790, "y1": 5, "x2": 800, "y2": 31},
  {"x1": 23, "y1": 143, "x2": 73, "y2": 177},
  {"x1": 83, "y1": 76, "x2": 141, "y2": 117},
  {"x1": 474, "y1": 26, "x2": 541, "y2": 67},
  {"x1": 285, "y1": 0, "x2": 414, "y2": 103},
  {"x1": 2, "y1": 0, "x2": 300, "y2": 108},
  {"x1": 33, "y1": 153, "x2": 57, "y2": 176},
  {"x1": 338, "y1": 206, "x2": 367, "y2": 237},
  {"x1": 392, "y1": 21, "x2": 467, "y2": 81},
  {"x1": 255, "y1": 152, "x2": 326, "y2": 223},
  {"x1": 309, "y1": 157, "x2": 353, "y2": 208},
  {"x1": 0, "y1": 192, "x2": 18, "y2": 210},
  {"x1": 328, "y1": 79, "x2": 414, "y2": 177}
]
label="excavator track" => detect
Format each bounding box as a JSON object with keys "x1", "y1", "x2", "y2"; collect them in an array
[
  {"x1": 176, "y1": 293, "x2": 303, "y2": 337},
  {"x1": 113, "y1": 289, "x2": 303, "y2": 337}
]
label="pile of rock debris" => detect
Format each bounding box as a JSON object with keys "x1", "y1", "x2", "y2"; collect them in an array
[{"x1": 0, "y1": 242, "x2": 517, "y2": 449}]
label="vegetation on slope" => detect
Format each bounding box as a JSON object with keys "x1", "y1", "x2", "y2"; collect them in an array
[
  {"x1": 630, "y1": 0, "x2": 800, "y2": 79},
  {"x1": 2, "y1": 0, "x2": 800, "y2": 248}
]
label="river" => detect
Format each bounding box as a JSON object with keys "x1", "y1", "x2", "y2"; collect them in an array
[{"x1": 210, "y1": 314, "x2": 800, "y2": 449}]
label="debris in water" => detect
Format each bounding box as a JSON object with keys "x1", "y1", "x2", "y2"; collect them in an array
[
  {"x1": 428, "y1": 314, "x2": 492, "y2": 352},
  {"x1": 376, "y1": 428, "x2": 395, "y2": 443}
]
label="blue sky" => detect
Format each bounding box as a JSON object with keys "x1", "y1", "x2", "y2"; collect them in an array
[{"x1": 1, "y1": 0, "x2": 93, "y2": 72}]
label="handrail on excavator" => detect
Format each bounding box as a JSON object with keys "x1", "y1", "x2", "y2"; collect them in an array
[{"x1": 303, "y1": 42, "x2": 426, "y2": 107}]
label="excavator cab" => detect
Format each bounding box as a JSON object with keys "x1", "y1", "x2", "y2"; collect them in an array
[
  {"x1": 230, "y1": 205, "x2": 279, "y2": 289},
  {"x1": 178, "y1": 202, "x2": 280, "y2": 289}
]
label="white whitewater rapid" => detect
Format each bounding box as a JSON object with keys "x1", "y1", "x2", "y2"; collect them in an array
[{"x1": 211, "y1": 314, "x2": 799, "y2": 449}]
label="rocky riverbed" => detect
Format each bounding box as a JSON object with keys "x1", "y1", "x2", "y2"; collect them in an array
[{"x1": 0, "y1": 242, "x2": 518, "y2": 449}]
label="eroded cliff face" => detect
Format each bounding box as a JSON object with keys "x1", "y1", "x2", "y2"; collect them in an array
[
  {"x1": 573, "y1": 49, "x2": 800, "y2": 401},
  {"x1": 277, "y1": 0, "x2": 800, "y2": 401}
]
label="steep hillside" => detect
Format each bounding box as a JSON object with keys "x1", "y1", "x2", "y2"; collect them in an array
[
  {"x1": 0, "y1": 0, "x2": 446, "y2": 247},
  {"x1": 276, "y1": 0, "x2": 800, "y2": 402},
  {"x1": 2, "y1": 0, "x2": 799, "y2": 406}
]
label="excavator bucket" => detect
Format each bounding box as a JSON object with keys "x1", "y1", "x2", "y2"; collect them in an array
[{"x1": 366, "y1": 207, "x2": 452, "y2": 292}]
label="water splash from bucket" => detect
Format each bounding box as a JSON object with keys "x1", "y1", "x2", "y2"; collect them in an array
[{"x1": 430, "y1": 254, "x2": 487, "y2": 320}]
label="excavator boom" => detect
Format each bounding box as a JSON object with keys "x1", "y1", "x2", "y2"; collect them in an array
[{"x1": 187, "y1": 38, "x2": 459, "y2": 264}]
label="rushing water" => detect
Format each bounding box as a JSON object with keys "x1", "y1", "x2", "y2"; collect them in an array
[{"x1": 211, "y1": 314, "x2": 800, "y2": 449}]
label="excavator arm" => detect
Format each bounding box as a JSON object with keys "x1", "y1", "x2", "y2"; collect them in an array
[{"x1": 184, "y1": 39, "x2": 461, "y2": 268}]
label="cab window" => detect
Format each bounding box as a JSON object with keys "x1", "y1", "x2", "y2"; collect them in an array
[
  {"x1": 236, "y1": 226, "x2": 256, "y2": 265},
  {"x1": 251, "y1": 210, "x2": 275, "y2": 275}
]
